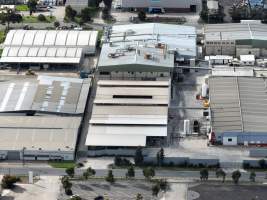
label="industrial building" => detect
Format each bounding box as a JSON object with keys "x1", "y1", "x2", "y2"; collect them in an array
[
  {"x1": 209, "y1": 76, "x2": 267, "y2": 146},
  {"x1": 119, "y1": 0, "x2": 200, "y2": 12},
  {"x1": 0, "y1": 30, "x2": 98, "y2": 69},
  {"x1": 99, "y1": 23, "x2": 197, "y2": 80},
  {"x1": 86, "y1": 80, "x2": 170, "y2": 148},
  {"x1": 204, "y1": 22, "x2": 267, "y2": 57},
  {"x1": 0, "y1": 75, "x2": 91, "y2": 160},
  {"x1": 65, "y1": 0, "x2": 88, "y2": 11}
]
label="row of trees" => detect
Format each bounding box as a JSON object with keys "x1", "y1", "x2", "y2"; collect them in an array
[
  {"x1": 134, "y1": 146, "x2": 164, "y2": 167},
  {"x1": 200, "y1": 168, "x2": 256, "y2": 184},
  {"x1": 63, "y1": 165, "x2": 164, "y2": 198}
]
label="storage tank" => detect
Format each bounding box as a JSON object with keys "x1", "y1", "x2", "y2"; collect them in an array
[
  {"x1": 184, "y1": 119, "x2": 190, "y2": 135},
  {"x1": 201, "y1": 83, "x2": 209, "y2": 98}
]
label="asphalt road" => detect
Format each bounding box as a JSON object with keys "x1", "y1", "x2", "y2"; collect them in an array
[{"x1": 1, "y1": 167, "x2": 267, "y2": 183}]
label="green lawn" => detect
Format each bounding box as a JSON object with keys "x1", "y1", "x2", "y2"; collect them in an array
[
  {"x1": 48, "y1": 161, "x2": 76, "y2": 168},
  {"x1": 0, "y1": 31, "x2": 5, "y2": 44},
  {"x1": 15, "y1": 5, "x2": 29, "y2": 11},
  {"x1": 23, "y1": 15, "x2": 56, "y2": 23}
]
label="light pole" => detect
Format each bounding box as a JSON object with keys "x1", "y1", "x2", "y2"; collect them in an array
[{"x1": 22, "y1": 147, "x2": 26, "y2": 166}]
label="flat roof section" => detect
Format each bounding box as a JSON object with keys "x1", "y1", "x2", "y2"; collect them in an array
[
  {"x1": 204, "y1": 23, "x2": 267, "y2": 41},
  {"x1": 0, "y1": 116, "x2": 81, "y2": 151},
  {"x1": 99, "y1": 23, "x2": 197, "y2": 71}
]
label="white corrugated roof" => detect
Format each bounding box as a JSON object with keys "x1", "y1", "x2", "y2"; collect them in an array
[
  {"x1": 86, "y1": 80, "x2": 169, "y2": 147},
  {"x1": 1, "y1": 30, "x2": 98, "y2": 64}
]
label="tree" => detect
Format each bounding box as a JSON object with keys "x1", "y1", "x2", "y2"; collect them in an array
[
  {"x1": 28, "y1": 0, "x2": 37, "y2": 15},
  {"x1": 143, "y1": 167, "x2": 155, "y2": 180},
  {"x1": 103, "y1": 0, "x2": 112, "y2": 9},
  {"x1": 0, "y1": 8, "x2": 22, "y2": 30},
  {"x1": 105, "y1": 170, "x2": 115, "y2": 183},
  {"x1": 66, "y1": 167, "x2": 75, "y2": 177},
  {"x1": 1, "y1": 175, "x2": 20, "y2": 189},
  {"x1": 83, "y1": 167, "x2": 96, "y2": 179},
  {"x1": 89, "y1": 0, "x2": 102, "y2": 7},
  {"x1": 157, "y1": 148, "x2": 164, "y2": 166},
  {"x1": 138, "y1": 11, "x2": 146, "y2": 21},
  {"x1": 101, "y1": 6, "x2": 110, "y2": 20},
  {"x1": 216, "y1": 169, "x2": 226, "y2": 183},
  {"x1": 126, "y1": 165, "x2": 135, "y2": 179},
  {"x1": 134, "y1": 146, "x2": 144, "y2": 166},
  {"x1": 61, "y1": 176, "x2": 73, "y2": 195},
  {"x1": 152, "y1": 184, "x2": 160, "y2": 196},
  {"x1": 136, "y1": 193, "x2": 143, "y2": 200},
  {"x1": 262, "y1": 11, "x2": 267, "y2": 23},
  {"x1": 158, "y1": 179, "x2": 168, "y2": 192},
  {"x1": 258, "y1": 159, "x2": 266, "y2": 169},
  {"x1": 81, "y1": 7, "x2": 92, "y2": 22},
  {"x1": 54, "y1": 21, "x2": 60, "y2": 28},
  {"x1": 200, "y1": 169, "x2": 209, "y2": 181},
  {"x1": 250, "y1": 171, "x2": 256, "y2": 182},
  {"x1": 65, "y1": 5, "x2": 77, "y2": 20},
  {"x1": 37, "y1": 14, "x2": 46, "y2": 22},
  {"x1": 232, "y1": 170, "x2": 241, "y2": 184}
]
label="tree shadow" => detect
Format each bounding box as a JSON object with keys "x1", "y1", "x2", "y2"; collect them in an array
[
  {"x1": 1, "y1": 196, "x2": 15, "y2": 200},
  {"x1": 113, "y1": 183, "x2": 127, "y2": 188},
  {"x1": 77, "y1": 184, "x2": 94, "y2": 191},
  {"x1": 12, "y1": 185, "x2": 26, "y2": 193},
  {"x1": 91, "y1": 183, "x2": 110, "y2": 190}
]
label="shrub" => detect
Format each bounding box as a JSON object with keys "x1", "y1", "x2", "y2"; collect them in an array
[
  {"x1": 105, "y1": 170, "x2": 115, "y2": 183},
  {"x1": 259, "y1": 159, "x2": 266, "y2": 169},
  {"x1": 138, "y1": 11, "x2": 146, "y2": 21},
  {"x1": 114, "y1": 156, "x2": 132, "y2": 166},
  {"x1": 37, "y1": 14, "x2": 46, "y2": 22},
  {"x1": 1, "y1": 175, "x2": 20, "y2": 189},
  {"x1": 65, "y1": 188, "x2": 73, "y2": 195},
  {"x1": 65, "y1": 167, "x2": 75, "y2": 177},
  {"x1": 54, "y1": 21, "x2": 60, "y2": 28}
]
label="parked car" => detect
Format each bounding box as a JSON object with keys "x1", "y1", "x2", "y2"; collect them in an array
[{"x1": 148, "y1": 7, "x2": 165, "y2": 14}]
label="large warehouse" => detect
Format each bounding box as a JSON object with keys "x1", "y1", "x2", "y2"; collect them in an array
[
  {"x1": 204, "y1": 22, "x2": 267, "y2": 57},
  {"x1": 86, "y1": 80, "x2": 170, "y2": 147},
  {"x1": 0, "y1": 30, "x2": 98, "y2": 68},
  {"x1": 209, "y1": 76, "x2": 267, "y2": 146},
  {"x1": 0, "y1": 75, "x2": 91, "y2": 160},
  {"x1": 99, "y1": 23, "x2": 197, "y2": 80},
  {"x1": 119, "y1": 0, "x2": 200, "y2": 12}
]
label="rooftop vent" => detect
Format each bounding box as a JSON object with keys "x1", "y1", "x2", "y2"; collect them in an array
[{"x1": 144, "y1": 53, "x2": 152, "y2": 60}]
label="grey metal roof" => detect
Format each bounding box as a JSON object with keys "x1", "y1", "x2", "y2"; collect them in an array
[
  {"x1": 0, "y1": 75, "x2": 91, "y2": 114},
  {"x1": 0, "y1": 116, "x2": 81, "y2": 151},
  {"x1": 204, "y1": 23, "x2": 267, "y2": 41},
  {"x1": 99, "y1": 23, "x2": 196, "y2": 70},
  {"x1": 210, "y1": 76, "x2": 267, "y2": 134}
]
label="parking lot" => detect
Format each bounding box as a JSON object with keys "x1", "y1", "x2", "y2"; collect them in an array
[
  {"x1": 59, "y1": 180, "x2": 158, "y2": 200},
  {"x1": 188, "y1": 183, "x2": 267, "y2": 200}
]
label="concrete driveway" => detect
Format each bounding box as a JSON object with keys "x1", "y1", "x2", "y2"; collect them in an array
[{"x1": 1, "y1": 176, "x2": 60, "y2": 200}]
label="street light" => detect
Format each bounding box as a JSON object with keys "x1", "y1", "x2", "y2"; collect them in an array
[{"x1": 22, "y1": 147, "x2": 26, "y2": 166}]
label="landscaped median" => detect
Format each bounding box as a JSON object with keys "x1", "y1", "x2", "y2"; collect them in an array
[
  {"x1": 15, "y1": 4, "x2": 29, "y2": 11},
  {"x1": 23, "y1": 15, "x2": 56, "y2": 23},
  {"x1": 48, "y1": 161, "x2": 76, "y2": 169}
]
